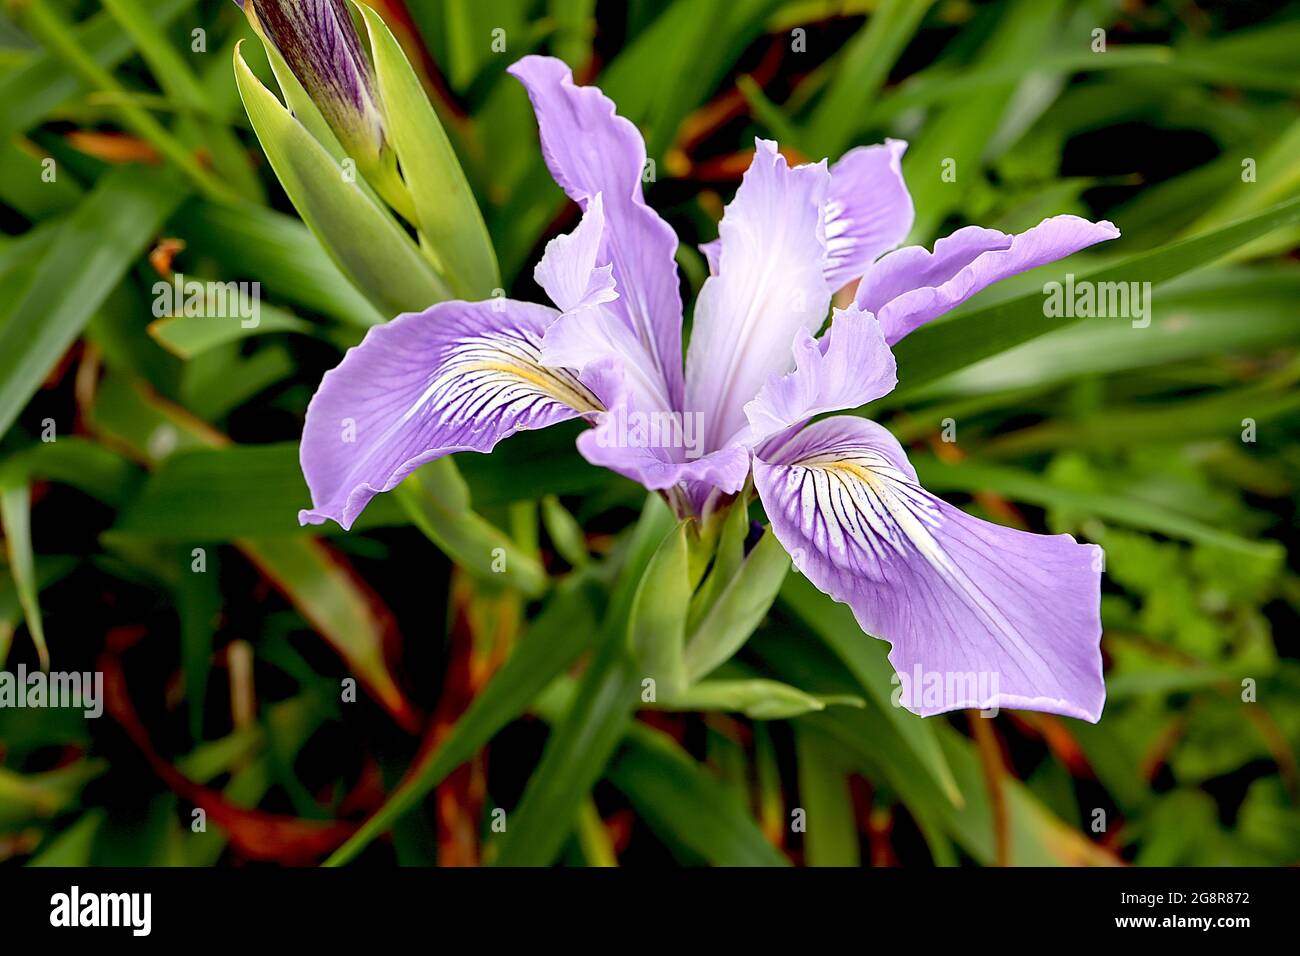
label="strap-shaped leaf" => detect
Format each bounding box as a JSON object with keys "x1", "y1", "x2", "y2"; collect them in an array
[
  {"x1": 626, "y1": 519, "x2": 691, "y2": 698},
  {"x1": 324, "y1": 571, "x2": 604, "y2": 867},
  {"x1": 683, "y1": 526, "x2": 790, "y2": 682},
  {"x1": 395, "y1": 459, "x2": 548, "y2": 598},
  {"x1": 780, "y1": 574, "x2": 963, "y2": 806},
  {"x1": 0, "y1": 165, "x2": 185, "y2": 438},
  {"x1": 0, "y1": 484, "x2": 47, "y2": 670},
  {"x1": 608, "y1": 723, "x2": 791, "y2": 866},
  {"x1": 491, "y1": 495, "x2": 671, "y2": 867}
]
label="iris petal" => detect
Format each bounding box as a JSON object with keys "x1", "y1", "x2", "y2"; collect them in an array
[
  {"x1": 855, "y1": 215, "x2": 1121, "y2": 345},
  {"x1": 509, "y1": 56, "x2": 684, "y2": 409},
  {"x1": 533, "y1": 192, "x2": 617, "y2": 315},
  {"x1": 699, "y1": 138, "x2": 913, "y2": 294},
  {"x1": 743, "y1": 305, "x2": 897, "y2": 446},
  {"x1": 754, "y1": 416, "x2": 1105, "y2": 721},
  {"x1": 823, "y1": 139, "x2": 914, "y2": 291},
  {"x1": 299, "y1": 300, "x2": 596, "y2": 530},
  {"x1": 684, "y1": 139, "x2": 832, "y2": 452}
]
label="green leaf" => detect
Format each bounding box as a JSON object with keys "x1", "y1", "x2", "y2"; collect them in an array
[
  {"x1": 779, "y1": 575, "x2": 962, "y2": 806},
  {"x1": 395, "y1": 459, "x2": 548, "y2": 598},
  {"x1": 684, "y1": 494, "x2": 749, "y2": 634},
  {"x1": 28, "y1": 811, "x2": 106, "y2": 867},
  {"x1": 864, "y1": 47, "x2": 1176, "y2": 128},
  {"x1": 492, "y1": 622, "x2": 639, "y2": 866},
  {"x1": 324, "y1": 572, "x2": 604, "y2": 866},
  {"x1": 627, "y1": 519, "x2": 691, "y2": 698},
  {"x1": 176, "y1": 200, "x2": 384, "y2": 329},
  {"x1": 736, "y1": 74, "x2": 801, "y2": 148},
  {"x1": 174, "y1": 546, "x2": 221, "y2": 742},
  {"x1": 912, "y1": 457, "x2": 1282, "y2": 560},
  {"x1": 540, "y1": 495, "x2": 589, "y2": 567},
  {"x1": 357, "y1": 3, "x2": 500, "y2": 299},
  {"x1": 1168, "y1": 25, "x2": 1300, "y2": 92},
  {"x1": 148, "y1": 301, "x2": 313, "y2": 359},
  {"x1": 109, "y1": 443, "x2": 403, "y2": 540},
  {"x1": 806, "y1": 699, "x2": 1115, "y2": 864},
  {"x1": 794, "y1": 707, "x2": 960, "y2": 863},
  {"x1": 574, "y1": 799, "x2": 617, "y2": 867},
  {"x1": 181, "y1": 346, "x2": 296, "y2": 421},
  {"x1": 683, "y1": 526, "x2": 790, "y2": 682},
  {"x1": 805, "y1": 0, "x2": 935, "y2": 155},
  {"x1": 0, "y1": 558, "x2": 77, "y2": 668},
  {"x1": 3, "y1": 438, "x2": 140, "y2": 508},
  {"x1": 795, "y1": 728, "x2": 860, "y2": 867},
  {"x1": 99, "y1": 0, "x2": 264, "y2": 202},
  {"x1": 600, "y1": 0, "x2": 779, "y2": 160},
  {"x1": 0, "y1": 484, "x2": 47, "y2": 670},
  {"x1": 0, "y1": 0, "x2": 193, "y2": 141},
  {"x1": 456, "y1": 423, "x2": 628, "y2": 507},
  {"x1": 607, "y1": 723, "x2": 790, "y2": 866},
  {"x1": 901, "y1": 0, "x2": 1063, "y2": 240},
  {"x1": 547, "y1": 0, "x2": 596, "y2": 70},
  {"x1": 237, "y1": 536, "x2": 415, "y2": 731},
  {"x1": 603, "y1": 494, "x2": 677, "y2": 631},
  {"x1": 985, "y1": 363, "x2": 1300, "y2": 457},
  {"x1": 435, "y1": 0, "x2": 530, "y2": 93},
  {"x1": 932, "y1": 725, "x2": 1118, "y2": 866},
  {"x1": 1185, "y1": 113, "x2": 1300, "y2": 251},
  {"x1": 0, "y1": 140, "x2": 84, "y2": 219},
  {"x1": 921, "y1": 267, "x2": 1300, "y2": 398},
  {"x1": 660, "y1": 677, "x2": 862, "y2": 720},
  {"x1": 233, "y1": 42, "x2": 447, "y2": 316},
  {"x1": 0, "y1": 165, "x2": 186, "y2": 438},
  {"x1": 491, "y1": 496, "x2": 671, "y2": 867},
  {"x1": 19, "y1": 0, "x2": 238, "y2": 202},
  {"x1": 0, "y1": 760, "x2": 105, "y2": 829}
]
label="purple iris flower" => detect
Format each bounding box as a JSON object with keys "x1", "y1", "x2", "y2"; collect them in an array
[{"x1": 298, "y1": 56, "x2": 1120, "y2": 723}]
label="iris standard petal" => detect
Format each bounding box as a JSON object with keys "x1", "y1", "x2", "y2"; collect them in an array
[
  {"x1": 824, "y1": 139, "x2": 914, "y2": 292},
  {"x1": 698, "y1": 139, "x2": 911, "y2": 293},
  {"x1": 299, "y1": 300, "x2": 599, "y2": 530},
  {"x1": 684, "y1": 139, "x2": 832, "y2": 452},
  {"x1": 854, "y1": 215, "x2": 1121, "y2": 345},
  {"x1": 753, "y1": 416, "x2": 1105, "y2": 722},
  {"x1": 508, "y1": 55, "x2": 684, "y2": 408},
  {"x1": 743, "y1": 305, "x2": 897, "y2": 446}
]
